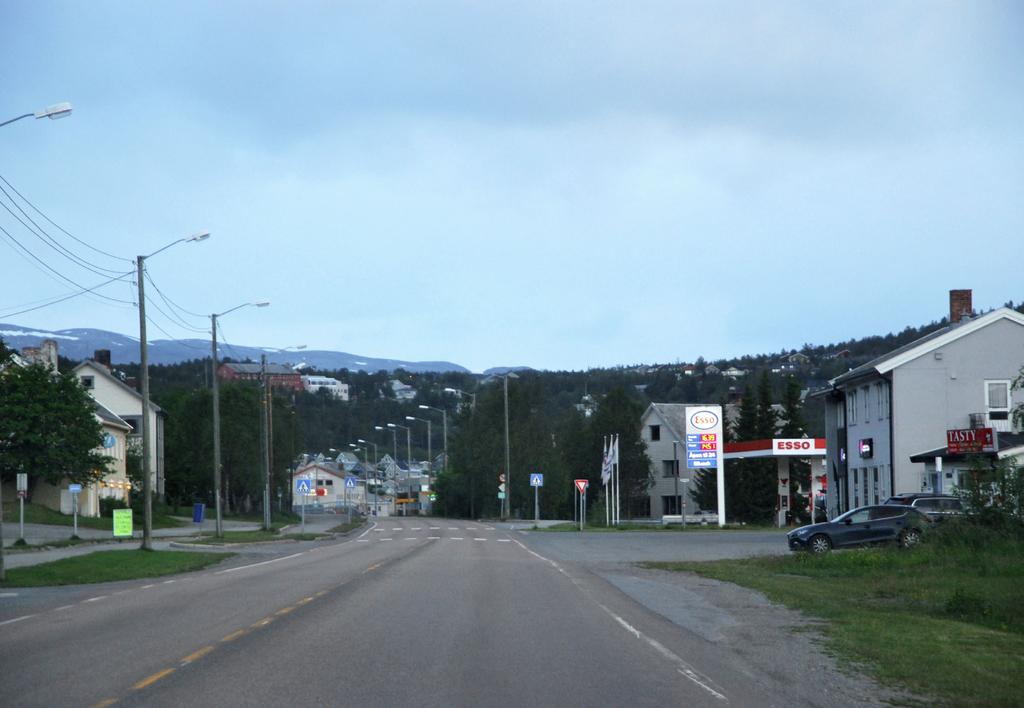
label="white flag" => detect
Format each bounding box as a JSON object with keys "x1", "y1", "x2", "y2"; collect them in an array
[{"x1": 601, "y1": 436, "x2": 612, "y2": 485}]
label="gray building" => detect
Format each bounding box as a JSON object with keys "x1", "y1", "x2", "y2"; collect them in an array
[{"x1": 818, "y1": 292, "x2": 1024, "y2": 516}]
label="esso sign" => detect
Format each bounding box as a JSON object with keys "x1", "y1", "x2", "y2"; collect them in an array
[
  {"x1": 689, "y1": 410, "x2": 720, "y2": 430},
  {"x1": 774, "y1": 439, "x2": 813, "y2": 454}
]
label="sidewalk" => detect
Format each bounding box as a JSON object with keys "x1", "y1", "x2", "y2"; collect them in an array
[{"x1": 2, "y1": 518, "x2": 260, "y2": 548}]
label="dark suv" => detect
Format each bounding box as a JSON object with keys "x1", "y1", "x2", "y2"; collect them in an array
[
  {"x1": 787, "y1": 505, "x2": 931, "y2": 553},
  {"x1": 883, "y1": 494, "x2": 963, "y2": 521}
]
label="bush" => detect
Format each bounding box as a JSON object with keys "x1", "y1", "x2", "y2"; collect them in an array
[{"x1": 99, "y1": 498, "x2": 128, "y2": 518}]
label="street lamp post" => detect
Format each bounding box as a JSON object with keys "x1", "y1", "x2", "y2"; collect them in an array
[
  {"x1": 443, "y1": 387, "x2": 477, "y2": 411},
  {"x1": 0, "y1": 102, "x2": 73, "y2": 128},
  {"x1": 388, "y1": 422, "x2": 411, "y2": 516},
  {"x1": 418, "y1": 404, "x2": 447, "y2": 474},
  {"x1": 494, "y1": 372, "x2": 518, "y2": 520},
  {"x1": 358, "y1": 438, "x2": 379, "y2": 515},
  {"x1": 673, "y1": 440, "x2": 680, "y2": 525},
  {"x1": 376, "y1": 425, "x2": 397, "y2": 516},
  {"x1": 0, "y1": 100, "x2": 73, "y2": 581},
  {"x1": 138, "y1": 232, "x2": 210, "y2": 550},
  {"x1": 259, "y1": 345, "x2": 305, "y2": 531},
  {"x1": 211, "y1": 302, "x2": 269, "y2": 537},
  {"x1": 405, "y1": 416, "x2": 431, "y2": 473}
]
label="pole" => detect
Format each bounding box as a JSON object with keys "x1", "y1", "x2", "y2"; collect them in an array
[
  {"x1": 503, "y1": 374, "x2": 511, "y2": 520},
  {"x1": 20, "y1": 494, "x2": 25, "y2": 542},
  {"x1": 211, "y1": 314, "x2": 224, "y2": 537},
  {"x1": 73, "y1": 492, "x2": 78, "y2": 537},
  {"x1": 137, "y1": 255, "x2": 153, "y2": 550},
  {"x1": 406, "y1": 427, "x2": 412, "y2": 474},
  {"x1": 614, "y1": 434, "x2": 620, "y2": 526},
  {"x1": 442, "y1": 409, "x2": 448, "y2": 474},
  {"x1": 426, "y1": 419, "x2": 432, "y2": 475},
  {"x1": 673, "y1": 440, "x2": 679, "y2": 524},
  {"x1": 260, "y1": 354, "x2": 271, "y2": 530},
  {"x1": 534, "y1": 484, "x2": 539, "y2": 523},
  {"x1": 267, "y1": 382, "x2": 275, "y2": 513},
  {"x1": 0, "y1": 480, "x2": 5, "y2": 581}
]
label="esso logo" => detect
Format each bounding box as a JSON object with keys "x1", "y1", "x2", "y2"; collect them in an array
[
  {"x1": 689, "y1": 411, "x2": 719, "y2": 430},
  {"x1": 775, "y1": 440, "x2": 811, "y2": 451}
]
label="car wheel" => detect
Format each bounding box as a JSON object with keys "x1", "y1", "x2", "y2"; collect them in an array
[
  {"x1": 809, "y1": 534, "x2": 832, "y2": 554},
  {"x1": 899, "y1": 528, "x2": 921, "y2": 548}
]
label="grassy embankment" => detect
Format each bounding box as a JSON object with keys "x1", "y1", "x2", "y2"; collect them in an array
[
  {"x1": 644, "y1": 523, "x2": 1024, "y2": 705},
  {"x1": 1, "y1": 501, "x2": 185, "y2": 531},
  {"x1": 0, "y1": 550, "x2": 232, "y2": 587},
  {"x1": 537, "y1": 521, "x2": 780, "y2": 532}
]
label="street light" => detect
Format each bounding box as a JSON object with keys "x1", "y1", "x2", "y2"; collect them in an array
[
  {"x1": 0, "y1": 99, "x2": 73, "y2": 583},
  {"x1": 376, "y1": 424, "x2": 398, "y2": 516},
  {"x1": 444, "y1": 387, "x2": 476, "y2": 411},
  {"x1": 211, "y1": 301, "x2": 269, "y2": 537},
  {"x1": 485, "y1": 372, "x2": 518, "y2": 520},
  {"x1": 0, "y1": 102, "x2": 73, "y2": 128},
  {"x1": 261, "y1": 345, "x2": 305, "y2": 530},
  {"x1": 406, "y1": 415, "x2": 432, "y2": 474},
  {"x1": 419, "y1": 404, "x2": 448, "y2": 475},
  {"x1": 387, "y1": 422, "x2": 412, "y2": 470},
  {"x1": 137, "y1": 231, "x2": 209, "y2": 550}
]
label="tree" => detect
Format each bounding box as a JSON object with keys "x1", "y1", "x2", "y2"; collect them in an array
[
  {"x1": 778, "y1": 377, "x2": 812, "y2": 523},
  {"x1": 0, "y1": 363, "x2": 110, "y2": 498},
  {"x1": 588, "y1": 387, "x2": 651, "y2": 519}
]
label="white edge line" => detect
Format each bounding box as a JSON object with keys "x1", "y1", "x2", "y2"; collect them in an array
[
  {"x1": 215, "y1": 551, "x2": 305, "y2": 574},
  {"x1": 0, "y1": 614, "x2": 35, "y2": 627},
  {"x1": 358, "y1": 522, "x2": 377, "y2": 538},
  {"x1": 511, "y1": 539, "x2": 729, "y2": 703}
]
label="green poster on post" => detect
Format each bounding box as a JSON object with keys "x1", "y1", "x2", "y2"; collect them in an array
[{"x1": 112, "y1": 508, "x2": 134, "y2": 537}]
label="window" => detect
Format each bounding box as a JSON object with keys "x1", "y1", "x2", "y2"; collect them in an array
[
  {"x1": 649, "y1": 425, "x2": 661, "y2": 441},
  {"x1": 661, "y1": 495, "x2": 681, "y2": 516},
  {"x1": 836, "y1": 400, "x2": 845, "y2": 428},
  {"x1": 661, "y1": 460, "x2": 677, "y2": 478},
  {"x1": 872, "y1": 467, "x2": 879, "y2": 505},
  {"x1": 848, "y1": 391, "x2": 858, "y2": 424},
  {"x1": 852, "y1": 468, "x2": 859, "y2": 507},
  {"x1": 862, "y1": 386, "x2": 870, "y2": 421},
  {"x1": 986, "y1": 381, "x2": 1011, "y2": 429},
  {"x1": 875, "y1": 382, "x2": 884, "y2": 419},
  {"x1": 81, "y1": 376, "x2": 94, "y2": 389}
]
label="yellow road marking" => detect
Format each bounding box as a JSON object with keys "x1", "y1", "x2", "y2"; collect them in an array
[
  {"x1": 132, "y1": 667, "x2": 175, "y2": 691},
  {"x1": 180, "y1": 645, "x2": 215, "y2": 664},
  {"x1": 297, "y1": 596, "x2": 314, "y2": 605},
  {"x1": 275, "y1": 606, "x2": 295, "y2": 616},
  {"x1": 365, "y1": 562, "x2": 382, "y2": 572},
  {"x1": 251, "y1": 617, "x2": 274, "y2": 628},
  {"x1": 91, "y1": 699, "x2": 118, "y2": 708},
  {"x1": 315, "y1": 590, "x2": 327, "y2": 597},
  {"x1": 221, "y1": 629, "x2": 247, "y2": 642}
]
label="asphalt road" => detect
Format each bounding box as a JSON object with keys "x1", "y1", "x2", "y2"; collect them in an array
[{"x1": 0, "y1": 520, "x2": 891, "y2": 707}]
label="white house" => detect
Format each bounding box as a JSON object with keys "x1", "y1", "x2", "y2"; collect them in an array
[
  {"x1": 73, "y1": 355, "x2": 166, "y2": 499},
  {"x1": 302, "y1": 375, "x2": 350, "y2": 401}
]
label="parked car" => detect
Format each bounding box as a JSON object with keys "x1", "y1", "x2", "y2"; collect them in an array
[
  {"x1": 882, "y1": 494, "x2": 964, "y2": 521},
  {"x1": 787, "y1": 505, "x2": 931, "y2": 553}
]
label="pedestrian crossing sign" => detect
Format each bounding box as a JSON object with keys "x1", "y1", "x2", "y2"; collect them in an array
[
  {"x1": 345, "y1": 477, "x2": 357, "y2": 488},
  {"x1": 295, "y1": 478, "x2": 312, "y2": 495},
  {"x1": 530, "y1": 473, "x2": 544, "y2": 487}
]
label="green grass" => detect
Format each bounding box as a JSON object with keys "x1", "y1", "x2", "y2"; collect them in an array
[
  {"x1": 3, "y1": 537, "x2": 118, "y2": 552},
  {"x1": 327, "y1": 520, "x2": 365, "y2": 535},
  {"x1": 0, "y1": 550, "x2": 232, "y2": 587},
  {"x1": 190, "y1": 529, "x2": 287, "y2": 545},
  {"x1": 642, "y1": 523, "x2": 1024, "y2": 706},
  {"x1": 1, "y1": 501, "x2": 185, "y2": 530}
]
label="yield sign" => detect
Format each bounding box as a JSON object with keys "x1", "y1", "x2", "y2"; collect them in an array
[{"x1": 574, "y1": 479, "x2": 589, "y2": 494}]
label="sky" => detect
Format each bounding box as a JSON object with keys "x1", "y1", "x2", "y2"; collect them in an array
[{"x1": 1, "y1": 1, "x2": 1022, "y2": 373}]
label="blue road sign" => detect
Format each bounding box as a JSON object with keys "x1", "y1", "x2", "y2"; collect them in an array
[
  {"x1": 295, "y1": 478, "x2": 312, "y2": 495},
  {"x1": 192, "y1": 503, "x2": 205, "y2": 523},
  {"x1": 530, "y1": 473, "x2": 544, "y2": 487},
  {"x1": 345, "y1": 477, "x2": 358, "y2": 488},
  {"x1": 688, "y1": 459, "x2": 715, "y2": 469},
  {"x1": 68, "y1": 484, "x2": 82, "y2": 494},
  {"x1": 686, "y1": 434, "x2": 698, "y2": 443},
  {"x1": 102, "y1": 433, "x2": 116, "y2": 449}
]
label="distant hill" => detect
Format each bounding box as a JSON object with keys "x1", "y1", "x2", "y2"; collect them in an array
[{"x1": 0, "y1": 323, "x2": 470, "y2": 374}]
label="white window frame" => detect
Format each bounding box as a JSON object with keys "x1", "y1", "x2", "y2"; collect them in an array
[
  {"x1": 985, "y1": 380, "x2": 1012, "y2": 432},
  {"x1": 848, "y1": 390, "x2": 858, "y2": 425}
]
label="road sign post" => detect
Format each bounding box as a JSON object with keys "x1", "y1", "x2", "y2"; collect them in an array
[
  {"x1": 574, "y1": 479, "x2": 588, "y2": 531},
  {"x1": 69, "y1": 483, "x2": 82, "y2": 537},
  {"x1": 530, "y1": 474, "x2": 544, "y2": 524},
  {"x1": 295, "y1": 477, "x2": 312, "y2": 534},
  {"x1": 16, "y1": 473, "x2": 28, "y2": 542},
  {"x1": 685, "y1": 406, "x2": 725, "y2": 527},
  {"x1": 345, "y1": 476, "x2": 357, "y2": 523}
]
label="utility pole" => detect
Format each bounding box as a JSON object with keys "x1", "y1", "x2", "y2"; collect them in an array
[
  {"x1": 260, "y1": 354, "x2": 271, "y2": 530},
  {"x1": 503, "y1": 374, "x2": 511, "y2": 520},
  {"x1": 211, "y1": 315, "x2": 223, "y2": 536},
  {"x1": 137, "y1": 255, "x2": 154, "y2": 550}
]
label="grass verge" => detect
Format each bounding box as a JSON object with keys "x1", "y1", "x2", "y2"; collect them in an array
[
  {"x1": 0, "y1": 550, "x2": 232, "y2": 587},
  {"x1": 1, "y1": 501, "x2": 185, "y2": 530},
  {"x1": 642, "y1": 524, "x2": 1024, "y2": 705},
  {"x1": 190, "y1": 529, "x2": 287, "y2": 545},
  {"x1": 327, "y1": 520, "x2": 365, "y2": 535}
]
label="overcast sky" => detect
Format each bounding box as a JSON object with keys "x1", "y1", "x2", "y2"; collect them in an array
[{"x1": 2, "y1": 2, "x2": 1022, "y2": 372}]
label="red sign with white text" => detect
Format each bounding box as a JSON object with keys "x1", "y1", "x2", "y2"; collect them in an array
[{"x1": 946, "y1": 428, "x2": 995, "y2": 454}]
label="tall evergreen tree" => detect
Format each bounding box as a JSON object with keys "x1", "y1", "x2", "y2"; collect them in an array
[{"x1": 780, "y1": 376, "x2": 811, "y2": 523}]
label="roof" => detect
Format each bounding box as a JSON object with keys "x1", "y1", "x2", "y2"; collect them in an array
[
  {"x1": 73, "y1": 360, "x2": 164, "y2": 415},
  {"x1": 93, "y1": 400, "x2": 132, "y2": 431},
  {"x1": 832, "y1": 307, "x2": 1024, "y2": 387},
  {"x1": 909, "y1": 433, "x2": 1024, "y2": 463},
  {"x1": 222, "y1": 362, "x2": 298, "y2": 376},
  {"x1": 642, "y1": 403, "x2": 742, "y2": 440}
]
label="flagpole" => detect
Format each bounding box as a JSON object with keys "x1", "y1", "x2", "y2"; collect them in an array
[
  {"x1": 603, "y1": 436, "x2": 609, "y2": 527},
  {"x1": 614, "y1": 434, "x2": 620, "y2": 525}
]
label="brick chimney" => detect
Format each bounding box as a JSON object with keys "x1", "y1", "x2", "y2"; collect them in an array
[
  {"x1": 94, "y1": 350, "x2": 112, "y2": 370},
  {"x1": 949, "y1": 289, "x2": 973, "y2": 324}
]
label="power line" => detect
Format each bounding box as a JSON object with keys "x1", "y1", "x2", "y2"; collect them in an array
[
  {"x1": 0, "y1": 185, "x2": 124, "y2": 277},
  {"x1": 0, "y1": 271, "x2": 134, "y2": 318},
  {"x1": 0, "y1": 223, "x2": 135, "y2": 306},
  {"x1": 144, "y1": 271, "x2": 209, "y2": 328},
  {"x1": 0, "y1": 173, "x2": 131, "y2": 263},
  {"x1": 145, "y1": 314, "x2": 209, "y2": 352}
]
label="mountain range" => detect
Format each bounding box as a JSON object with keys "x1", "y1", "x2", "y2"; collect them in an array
[{"x1": 0, "y1": 323, "x2": 473, "y2": 374}]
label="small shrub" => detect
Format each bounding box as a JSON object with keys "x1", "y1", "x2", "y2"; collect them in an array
[
  {"x1": 945, "y1": 588, "x2": 991, "y2": 621},
  {"x1": 99, "y1": 498, "x2": 128, "y2": 518}
]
